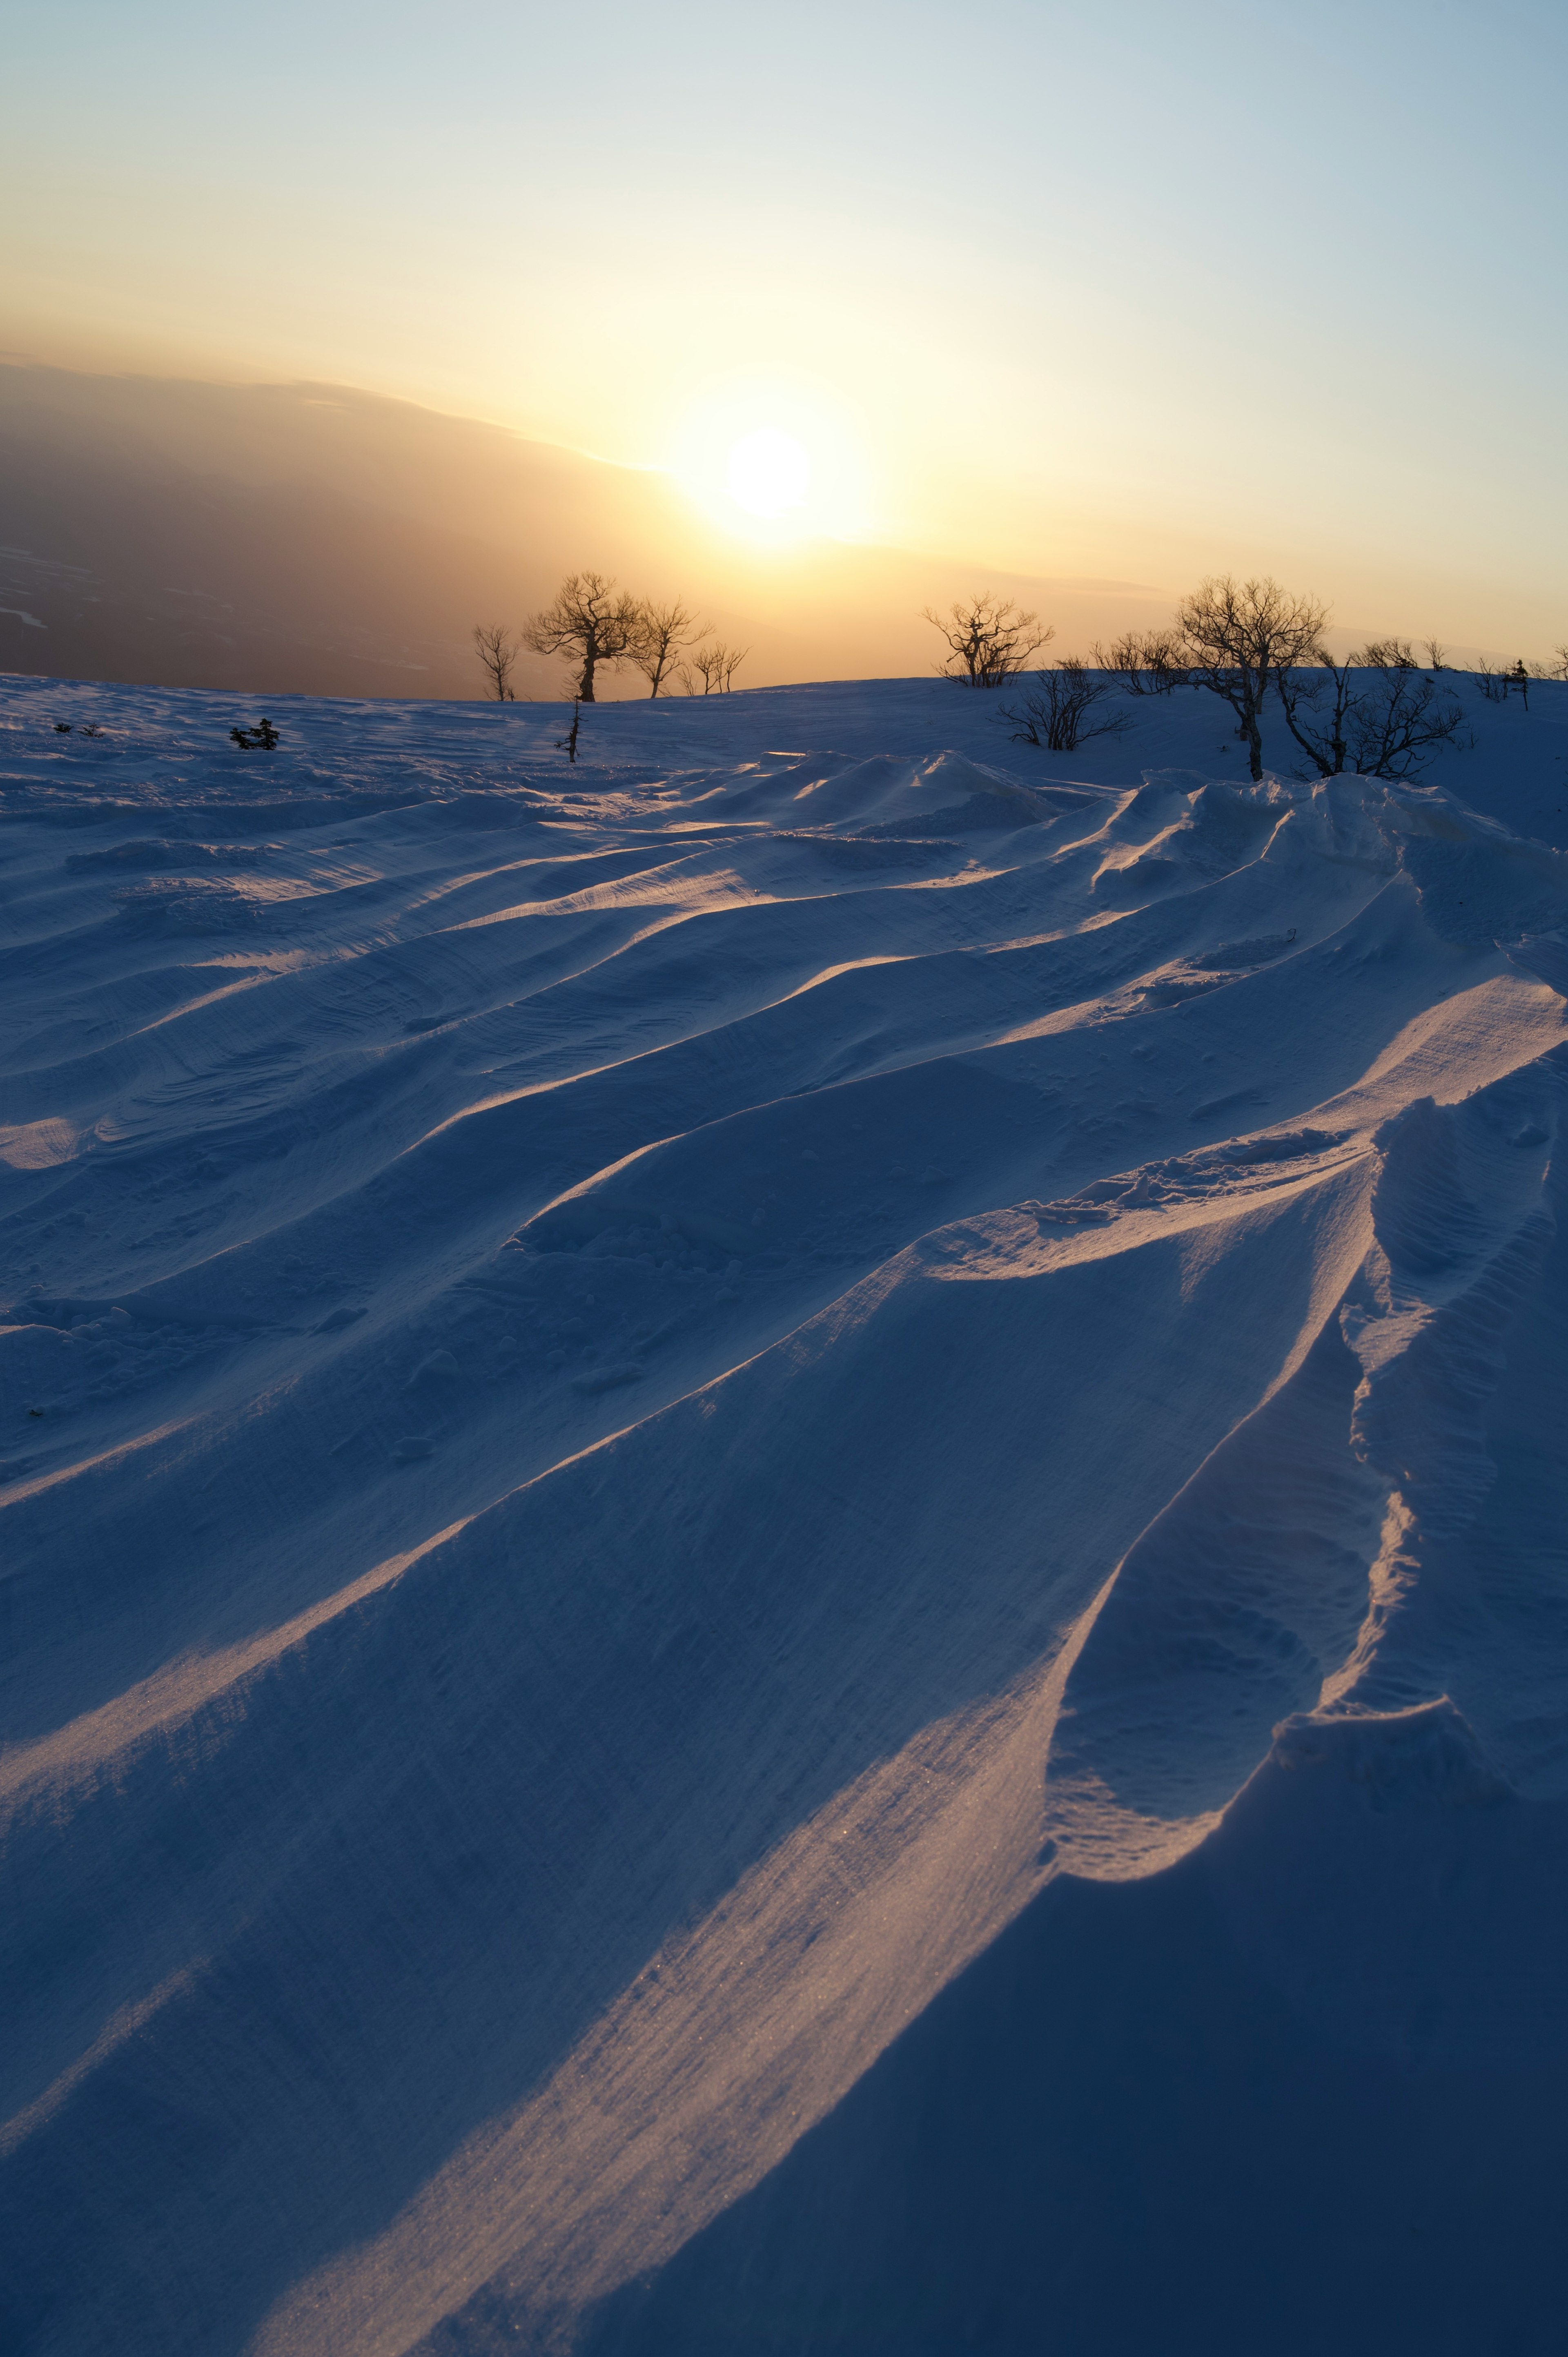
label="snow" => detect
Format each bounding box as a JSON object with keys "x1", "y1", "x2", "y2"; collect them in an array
[{"x1": 2, "y1": 667, "x2": 1567, "y2": 2355}]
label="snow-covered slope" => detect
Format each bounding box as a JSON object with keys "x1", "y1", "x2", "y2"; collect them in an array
[{"x1": 3, "y1": 672, "x2": 1567, "y2": 2356}]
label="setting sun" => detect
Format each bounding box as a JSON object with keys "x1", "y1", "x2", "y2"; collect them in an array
[
  {"x1": 726, "y1": 427, "x2": 811, "y2": 519},
  {"x1": 666, "y1": 372, "x2": 872, "y2": 546}
]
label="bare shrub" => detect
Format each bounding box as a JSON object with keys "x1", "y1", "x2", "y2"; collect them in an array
[
  {"x1": 1093, "y1": 631, "x2": 1149, "y2": 693},
  {"x1": 1278, "y1": 649, "x2": 1470, "y2": 781},
  {"x1": 999, "y1": 659, "x2": 1133, "y2": 753},
  {"x1": 1174, "y1": 575, "x2": 1327, "y2": 780},
  {"x1": 1094, "y1": 627, "x2": 1189, "y2": 696},
  {"x1": 1423, "y1": 639, "x2": 1448, "y2": 672},
  {"x1": 924, "y1": 594, "x2": 1053, "y2": 688},
  {"x1": 522, "y1": 572, "x2": 641, "y2": 702},
  {"x1": 631, "y1": 598, "x2": 707, "y2": 698},
  {"x1": 1361, "y1": 637, "x2": 1420, "y2": 672},
  {"x1": 472, "y1": 623, "x2": 518, "y2": 701},
  {"x1": 1140, "y1": 629, "x2": 1189, "y2": 693}
]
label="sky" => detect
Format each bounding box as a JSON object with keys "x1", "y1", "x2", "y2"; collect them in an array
[{"x1": 4, "y1": 0, "x2": 1566, "y2": 652}]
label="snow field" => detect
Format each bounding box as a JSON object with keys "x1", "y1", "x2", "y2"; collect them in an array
[{"x1": 2, "y1": 671, "x2": 1567, "y2": 2356}]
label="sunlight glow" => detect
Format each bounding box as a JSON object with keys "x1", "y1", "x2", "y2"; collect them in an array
[
  {"x1": 667, "y1": 373, "x2": 873, "y2": 547},
  {"x1": 726, "y1": 428, "x2": 811, "y2": 518}
]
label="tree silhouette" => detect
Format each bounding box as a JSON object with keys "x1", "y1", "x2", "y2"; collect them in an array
[
  {"x1": 630, "y1": 598, "x2": 707, "y2": 697},
  {"x1": 472, "y1": 624, "x2": 519, "y2": 700},
  {"x1": 923, "y1": 594, "x2": 1052, "y2": 688},
  {"x1": 1175, "y1": 576, "x2": 1326, "y2": 780},
  {"x1": 522, "y1": 573, "x2": 640, "y2": 702}
]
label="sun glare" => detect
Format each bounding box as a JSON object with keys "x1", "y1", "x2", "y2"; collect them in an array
[
  {"x1": 726, "y1": 428, "x2": 811, "y2": 518},
  {"x1": 667, "y1": 375, "x2": 871, "y2": 546}
]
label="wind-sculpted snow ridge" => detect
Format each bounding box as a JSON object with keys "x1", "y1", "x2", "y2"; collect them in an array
[{"x1": 2, "y1": 676, "x2": 1568, "y2": 2357}]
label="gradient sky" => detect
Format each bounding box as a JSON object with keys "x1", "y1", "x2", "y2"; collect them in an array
[{"x1": 5, "y1": 0, "x2": 1566, "y2": 649}]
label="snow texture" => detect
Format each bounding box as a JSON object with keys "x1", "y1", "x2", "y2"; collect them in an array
[{"x1": 3, "y1": 671, "x2": 1568, "y2": 2356}]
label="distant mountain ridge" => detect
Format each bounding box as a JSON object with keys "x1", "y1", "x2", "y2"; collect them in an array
[{"x1": 0, "y1": 364, "x2": 1167, "y2": 700}]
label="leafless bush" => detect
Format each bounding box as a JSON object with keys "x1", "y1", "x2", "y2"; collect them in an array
[
  {"x1": 1175, "y1": 575, "x2": 1327, "y2": 780},
  {"x1": 924, "y1": 593, "x2": 1053, "y2": 688},
  {"x1": 1092, "y1": 632, "x2": 1149, "y2": 693},
  {"x1": 522, "y1": 572, "x2": 641, "y2": 702},
  {"x1": 680, "y1": 641, "x2": 748, "y2": 694},
  {"x1": 472, "y1": 623, "x2": 518, "y2": 701},
  {"x1": 1140, "y1": 629, "x2": 1189, "y2": 692},
  {"x1": 1423, "y1": 639, "x2": 1448, "y2": 672},
  {"x1": 631, "y1": 598, "x2": 707, "y2": 698},
  {"x1": 1278, "y1": 649, "x2": 1470, "y2": 781},
  {"x1": 1094, "y1": 627, "x2": 1188, "y2": 696},
  {"x1": 1361, "y1": 637, "x2": 1420, "y2": 672},
  {"x1": 999, "y1": 660, "x2": 1133, "y2": 753},
  {"x1": 1552, "y1": 646, "x2": 1568, "y2": 681}
]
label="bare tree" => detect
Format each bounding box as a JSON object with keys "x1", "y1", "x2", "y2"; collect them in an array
[
  {"x1": 1278, "y1": 647, "x2": 1470, "y2": 781},
  {"x1": 631, "y1": 598, "x2": 707, "y2": 697},
  {"x1": 1423, "y1": 639, "x2": 1448, "y2": 672},
  {"x1": 924, "y1": 594, "x2": 1053, "y2": 688},
  {"x1": 1552, "y1": 646, "x2": 1568, "y2": 681},
  {"x1": 999, "y1": 660, "x2": 1133, "y2": 753},
  {"x1": 680, "y1": 641, "x2": 749, "y2": 695},
  {"x1": 472, "y1": 623, "x2": 519, "y2": 701},
  {"x1": 1174, "y1": 575, "x2": 1328, "y2": 780},
  {"x1": 521, "y1": 571, "x2": 641, "y2": 702}
]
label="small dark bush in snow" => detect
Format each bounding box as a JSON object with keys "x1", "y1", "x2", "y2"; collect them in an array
[{"x1": 229, "y1": 716, "x2": 281, "y2": 749}]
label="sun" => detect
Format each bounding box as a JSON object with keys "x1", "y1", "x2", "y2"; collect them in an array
[
  {"x1": 726, "y1": 427, "x2": 812, "y2": 520},
  {"x1": 666, "y1": 375, "x2": 871, "y2": 546}
]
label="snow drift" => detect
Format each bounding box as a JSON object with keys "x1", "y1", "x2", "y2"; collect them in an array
[{"x1": 2, "y1": 673, "x2": 1567, "y2": 2356}]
